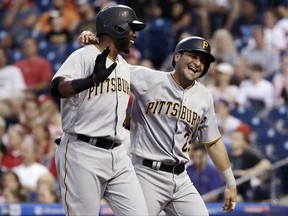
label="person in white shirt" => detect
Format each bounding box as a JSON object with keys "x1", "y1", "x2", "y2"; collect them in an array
[
  {"x1": 13, "y1": 136, "x2": 49, "y2": 195},
  {"x1": 237, "y1": 63, "x2": 275, "y2": 112},
  {"x1": 0, "y1": 47, "x2": 26, "y2": 100}
]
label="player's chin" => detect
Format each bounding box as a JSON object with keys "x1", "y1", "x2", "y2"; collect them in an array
[
  {"x1": 186, "y1": 71, "x2": 201, "y2": 80},
  {"x1": 124, "y1": 46, "x2": 131, "y2": 54}
]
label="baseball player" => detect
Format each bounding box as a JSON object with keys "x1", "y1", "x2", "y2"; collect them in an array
[
  {"x1": 50, "y1": 5, "x2": 148, "y2": 216},
  {"x1": 129, "y1": 37, "x2": 237, "y2": 215},
  {"x1": 79, "y1": 30, "x2": 237, "y2": 215}
]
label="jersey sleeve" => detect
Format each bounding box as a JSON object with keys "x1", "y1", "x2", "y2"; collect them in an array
[
  {"x1": 129, "y1": 64, "x2": 157, "y2": 97},
  {"x1": 52, "y1": 46, "x2": 95, "y2": 82},
  {"x1": 197, "y1": 91, "x2": 221, "y2": 144}
]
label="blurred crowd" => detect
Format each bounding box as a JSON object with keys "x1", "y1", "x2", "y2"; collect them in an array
[{"x1": 0, "y1": 0, "x2": 288, "y2": 204}]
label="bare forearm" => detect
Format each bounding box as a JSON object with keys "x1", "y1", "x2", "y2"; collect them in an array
[{"x1": 205, "y1": 139, "x2": 231, "y2": 172}]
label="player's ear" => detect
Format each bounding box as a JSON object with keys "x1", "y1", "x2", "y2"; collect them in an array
[{"x1": 174, "y1": 53, "x2": 181, "y2": 64}]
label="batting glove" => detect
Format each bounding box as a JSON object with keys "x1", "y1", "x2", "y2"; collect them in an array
[{"x1": 93, "y1": 46, "x2": 117, "y2": 86}]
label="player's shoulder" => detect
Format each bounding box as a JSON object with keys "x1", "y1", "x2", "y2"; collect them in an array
[
  {"x1": 129, "y1": 64, "x2": 168, "y2": 75},
  {"x1": 73, "y1": 45, "x2": 100, "y2": 55},
  {"x1": 194, "y1": 80, "x2": 210, "y2": 92}
]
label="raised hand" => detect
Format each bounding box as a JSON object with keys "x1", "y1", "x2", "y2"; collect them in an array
[{"x1": 92, "y1": 46, "x2": 117, "y2": 86}]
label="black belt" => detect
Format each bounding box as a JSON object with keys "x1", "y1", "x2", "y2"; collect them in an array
[
  {"x1": 142, "y1": 159, "x2": 185, "y2": 175},
  {"x1": 77, "y1": 134, "x2": 121, "y2": 150}
]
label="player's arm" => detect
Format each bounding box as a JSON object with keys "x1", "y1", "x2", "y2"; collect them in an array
[
  {"x1": 204, "y1": 139, "x2": 237, "y2": 213},
  {"x1": 50, "y1": 46, "x2": 116, "y2": 98}
]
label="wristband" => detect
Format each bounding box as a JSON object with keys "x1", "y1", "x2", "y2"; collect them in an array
[
  {"x1": 222, "y1": 167, "x2": 236, "y2": 187},
  {"x1": 72, "y1": 77, "x2": 96, "y2": 93}
]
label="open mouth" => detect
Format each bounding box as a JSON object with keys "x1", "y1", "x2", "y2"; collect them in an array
[{"x1": 188, "y1": 65, "x2": 197, "y2": 73}]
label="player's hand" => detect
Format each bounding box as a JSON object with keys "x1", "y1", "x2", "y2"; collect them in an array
[
  {"x1": 92, "y1": 46, "x2": 117, "y2": 86},
  {"x1": 222, "y1": 186, "x2": 237, "y2": 213},
  {"x1": 78, "y1": 30, "x2": 98, "y2": 45}
]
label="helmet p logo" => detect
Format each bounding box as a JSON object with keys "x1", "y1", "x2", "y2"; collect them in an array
[{"x1": 202, "y1": 41, "x2": 209, "y2": 49}]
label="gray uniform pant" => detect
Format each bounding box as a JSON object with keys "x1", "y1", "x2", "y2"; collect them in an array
[
  {"x1": 56, "y1": 133, "x2": 148, "y2": 216},
  {"x1": 132, "y1": 156, "x2": 209, "y2": 216}
]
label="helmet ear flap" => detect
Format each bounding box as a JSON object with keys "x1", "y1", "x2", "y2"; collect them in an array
[
  {"x1": 200, "y1": 64, "x2": 210, "y2": 78},
  {"x1": 114, "y1": 24, "x2": 129, "y2": 36}
]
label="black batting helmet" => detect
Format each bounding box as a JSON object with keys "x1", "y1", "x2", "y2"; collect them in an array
[
  {"x1": 96, "y1": 5, "x2": 146, "y2": 39},
  {"x1": 172, "y1": 36, "x2": 215, "y2": 77}
]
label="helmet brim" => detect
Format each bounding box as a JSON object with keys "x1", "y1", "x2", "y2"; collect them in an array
[
  {"x1": 129, "y1": 21, "x2": 146, "y2": 31},
  {"x1": 177, "y1": 49, "x2": 215, "y2": 63}
]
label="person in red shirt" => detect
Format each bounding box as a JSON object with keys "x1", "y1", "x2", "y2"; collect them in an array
[
  {"x1": 14, "y1": 36, "x2": 53, "y2": 96},
  {"x1": 2, "y1": 124, "x2": 25, "y2": 169}
]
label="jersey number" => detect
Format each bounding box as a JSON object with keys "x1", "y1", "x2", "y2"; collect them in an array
[{"x1": 182, "y1": 132, "x2": 192, "y2": 153}]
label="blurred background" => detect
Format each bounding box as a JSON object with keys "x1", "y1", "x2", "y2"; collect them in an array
[{"x1": 0, "y1": 0, "x2": 288, "y2": 215}]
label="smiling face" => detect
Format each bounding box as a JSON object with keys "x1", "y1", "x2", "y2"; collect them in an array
[
  {"x1": 173, "y1": 51, "x2": 206, "y2": 88},
  {"x1": 115, "y1": 30, "x2": 137, "y2": 54}
]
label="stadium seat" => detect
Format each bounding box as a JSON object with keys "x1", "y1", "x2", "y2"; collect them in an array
[
  {"x1": 231, "y1": 105, "x2": 257, "y2": 124},
  {"x1": 267, "y1": 105, "x2": 288, "y2": 122}
]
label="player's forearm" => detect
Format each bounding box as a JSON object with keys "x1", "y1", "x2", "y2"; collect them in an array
[
  {"x1": 206, "y1": 140, "x2": 236, "y2": 187},
  {"x1": 51, "y1": 78, "x2": 94, "y2": 98},
  {"x1": 205, "y1": 139, "x2": 231, "y2": 172}
]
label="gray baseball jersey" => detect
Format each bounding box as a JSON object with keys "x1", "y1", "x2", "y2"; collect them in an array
[
  {"x1": 129, "y1": 65, "x2": 221, "y2": 163},
  {"x1": 129, "y1": 65, "x2": 221, "y2": 215},
  {"x1": 52, "y1": 45, "x2": 130, "y2": 142},
  {"x1": 52, "y1": 45, "x2": 148, "y2": 215}
]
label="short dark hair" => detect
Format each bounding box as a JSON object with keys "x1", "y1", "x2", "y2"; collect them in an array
[{"x1": 250, "y1": 63, "x2": 263, "y2": 72}]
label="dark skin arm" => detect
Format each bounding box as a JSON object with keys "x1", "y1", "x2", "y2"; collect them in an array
[{"x1": 51, "y1": 78, "x2": 75, "y2": 98}]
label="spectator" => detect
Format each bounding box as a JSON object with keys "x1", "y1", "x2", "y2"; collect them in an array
[
  {"x1": 273, "y1": 53, "x2": 288, "y2": 101},
  {"x1": 31, "y1": 122, "x2": 52, "y2": 162},
  {"x1": 187, "y1": 144, "x2": 224, "y2": 202},
  {"x1": 240, "y1": 25, "x2": 281, "y2": 79},
  {"x1": 37, "y1": 94, "x2": 62, "y2": 139},
  {"x1": 196, "y1": 0, "x2": 233, "y2": 39},
  {"x1": 210, "y1": 29, "x2": 239, "y2": 65},
  {"x1": 2, "y1": 0, "x2": 40, "y2": 47},
  {"x1": 230, "y1": 124, "x2": 272, "y2": 201},
  {"x1": 3, "y1": 96, "x2": 25, "y2": 128},
  {"x1": 135, "y1": 2, "x2": 175, "y2": 68},
  {"x1": 0, "y1": 47, "x2": 26, "y2": 100},
  {"x1": 278, "y1": 67, "x2": 288, "y2": 105},
  {"x1": 36, "y1": 172, "x2": 59, "y2": 203},
  {"x1": 14, "y1": 37, "x2": 53, "y2": 96},
  {"x1": 12, "y1": 136, "x2": 50, "y2": 197},
  {"x1": 230, "y1": 57, "x2": 249, "y2": 86},
  {"x1": 1, "y1": 170, "x2": 27, "y2": 203},
  {"x1": 2, "y1": 124, "x2": 25, "y2": 169},
  {"x1": 0, "y1": 143, "x2": 7, "y2": 195},
  {"x1": 19, "y1": 97, "x2": 42, "y2": 135},
  {"x1": 33, "y1": 0, "x2": 81, "y2": 35},
  {"x1": 214, "y1": 99, "x2": 242, "y2": 150},
  {"x1": 207, "y1": 62, "x2": 239, "y2": 108},
  {"x1": 0, "y1": 116, "x2": 7, "y2": 146},
  {"x1": 74, "y1": 0, "x2": 97, "y2": 37},
  {"x1": 230, "y1": 0, "x2": 263, "y2": 49},
  {"x1": 275, "y1": 4, "x2": 288, "y2": 49},
  {"x1": 236, "y1": 63, "x2": 275, "y2": 112},
  {"x1": 45, "y1": 13, "x2": 73, "y2": 47},
  {"x1": 158, "y1": 0, "x2": 196, "y2": 38},
  {"x1": 263, "y1": 8, "x2": 286, "y2": 53},
  {"x1": 3, "y1": 187, "x2": 27, "y2": 203},
  {"x1": 36, "y1": 184, "x2": 59, "y2": 203}
]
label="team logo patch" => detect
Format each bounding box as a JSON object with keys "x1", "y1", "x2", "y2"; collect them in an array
[{"x1": 202, "y1": 41, "x2": 209, "y2": 49}]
